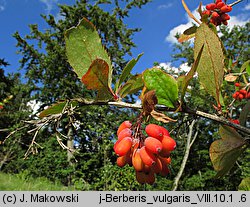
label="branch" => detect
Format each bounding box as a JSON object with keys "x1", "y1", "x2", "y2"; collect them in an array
[
  {"x1": 172, "y1": 120, "x2": 198, "y2": 191},
  {"x1": 75, "y1": 99, "x2": 250, "y2": 135},
  {"x1": 229, "y1": 0, "x2": 243, "y2": 7}
]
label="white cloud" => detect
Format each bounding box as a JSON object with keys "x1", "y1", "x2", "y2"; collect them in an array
[
  {"x1": 159, "y1": 62, "x2": 191, "y2": 75},
  {"x1": 243, "y1": 3, "x2": 250, "y2": 10},
  {"x1": 166, "y1": 7, "x2": 250, "y2": 44},
  {"x1": 158, "y1": 3, "x2": 173, "y2": 10},
  {"x1": 39, "y1": 0, "x2": 58, "y2": 14},
  {"x1": 165, "y1": 8, "x2": 201, "y2": 44}
]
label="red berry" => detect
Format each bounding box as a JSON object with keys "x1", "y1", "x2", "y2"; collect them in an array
[
  {"x1": 234, "y1": 82, "x2": 240, "y2": 87},
  {"x1": 238, "y1": 94, "x2": 244, "y2": 100},
  {"x1": 161, "y1": 135, "x2": 176, "y2": 152},
  {"x1": 118, "y1": 128, "x2": 132, "y2": 141},
  {"x1": 212, "y1": 12, "x2": 220, "y2": 18},
  {"x1": 145, "y1": 124, "x2": 164, "y2": 140},
  {"x1": 232, "y1": 92, "x2": 238, "y2": 99},
  {"x1": 145, "y1": 137, "x2": 163, "y2": 154},
  {"x1": 116, "y1": 155, "x2": 127, "y2": 167},
  {"x1": 221, "y1": 13, "x2": 230, "y2": 21},
  {"x1": 215, "y1": 0, "x2": 223, "y2": 3},
  {"x1": 132, "y1": 149, "x2": 144, "y2": 172},
  {"x1": 216, "y1": 2, "x2": 225, "y2": 9},
  {"x1": 152, "y1": 157, "x2": 163, "y2": 174},
  {"x1": 202, "y1": 10, "x2": 211, "y2": 16},
  {"x1": 221, "y1": 5, "x2": 232, "y2": 13},
  {"x1": 159, "y1": 157, "x2": 170, "y2": 177},
  {"x1": 117, "y1": 121, "x2": 132, "y2": 135},
  {"x1": 114, "y1": 137, "x2": 132, "y2": 156},
  {"x1": 206, "y1": 3, "x2": 217, "y2": 10},
  {"x1": 139, "y1": 146, "x2": 156, "y2": 167}
]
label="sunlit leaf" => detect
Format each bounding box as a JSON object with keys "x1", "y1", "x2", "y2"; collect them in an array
[
  {"x1": 119, "y1": 74, "x2": 144, "y2": 98},
  {"x1": 194, "y1": 23, "x2": 225, "y2": 106},
  {"x1": 115, "y1": 53, "x2": 143, "y2": 92},
  {"x1": 179, "y1": 44, "x2": 204, "y2": 102},
  {"x1": 143, "y1": 68, "x2": 178, "y2": 108},
  {"x1": 209, "y1": 125, "x2": 246, "y2": 178},
  {"x1": 81, "y1": 59, "x2": 114, "y2": 101},
  {"x1": 39, "y1": 101, "x2": 78, "y2": 118},
  {"x1": 65, "y1": 18, "x2": 112, "y2": 83}
]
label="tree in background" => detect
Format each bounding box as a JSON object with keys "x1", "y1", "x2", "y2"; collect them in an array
[{"x1": 2, "y1": 0, "x2": 151, "y2": 190}]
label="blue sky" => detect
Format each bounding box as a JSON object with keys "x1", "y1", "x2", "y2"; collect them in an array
[{"x1": 0, "y1": 0, "x2": 249, "y2": 78}]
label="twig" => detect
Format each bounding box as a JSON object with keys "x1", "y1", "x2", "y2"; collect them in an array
[
  {"x1": 172, "y1": 120, "x2": 198, "y2": 191},
  {"x1": 229, "y1": 0, "x2": 243, "y2": 7}
]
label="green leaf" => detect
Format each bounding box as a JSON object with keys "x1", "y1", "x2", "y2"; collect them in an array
[
  {"x1": 119, "y1": 74, "x2": 144, "y2": 98},
  {"x1": 65, "y1": 18, "x2": 112, "y2": 84},
  {"x1": 39, "y1": 101, "x2": 78, "y2": 118},
  {"x1": 209, "y1": 125, "x2": 246, "y2": 178},
  {"x1": 142, "y1": 68, "x2": 178, "y2": 108},
  {"x1": 194, "y1": 23, "x2": 225, "y2": 106},
  {"x1": 115, "y1": 53, "x2": 143, "y2": 93},
  {"x1": 179, "y1": 44, "x2": 204, "y2": 102},
  {"x1": 81, "y1": 59, "x2": 114, "y2": 101}
]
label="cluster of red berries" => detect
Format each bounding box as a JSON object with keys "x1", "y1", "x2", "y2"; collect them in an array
[
  {"x1": 114, "y1": 121, "x2": 176, "y2": 184},
  {"x1": 202, "y1": 0, "x2": 232, "y2": 26},
  {"x1": 232, "y1": 83, "x2": 250, "y2": 101},
  {"x1": 232, "y1": 89, "x2": 250, "y2": 100}
]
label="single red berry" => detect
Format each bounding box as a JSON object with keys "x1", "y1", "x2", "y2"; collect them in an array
[
  {"x1": 232, "y1": 92, "x2": 238, "y2": 99},
  {"x1": 238, "y1": 94, "x2": 244, "y2": 100},
  {"x1": 215, "y1": 0, "x2": 223, "y2": 4},
  {"x1": 212, "y1": 12, "x2": 220, "y2": 18},
  {"x1": 216, "y1": 2, "x2": 225, "y2": 9},
  {"x1": 145, "y1": 137, "x2": 163, "y2": 154},
  {"x1": 234, "y1": 82, "x2": 240, "y2": 87},
  {"x1": 202, "y1": 10, "x2": 211, "y2": 16},
  {"x1": 0, "y1": 105, "x2": 3, "y2": 110},
  {"x1": 206, "y1": 3, "x2": 217, "y2": 10},
  {"x1": 221, "y1": 13, "x2": 230, "y2": 21},
  {"x1": 221, "y1": 5, "x2": 232, "y2": 13}
]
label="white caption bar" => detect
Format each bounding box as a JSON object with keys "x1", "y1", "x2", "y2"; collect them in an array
[{"x1": 0, "y1": 191, "x2": 249, "y2": 207}]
